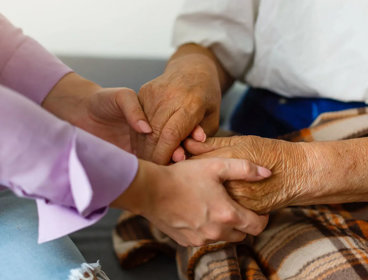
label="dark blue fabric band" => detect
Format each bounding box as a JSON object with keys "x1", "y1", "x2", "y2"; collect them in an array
[{"x1": 230, "y1": 88, "x2": 366, "y2": 138}]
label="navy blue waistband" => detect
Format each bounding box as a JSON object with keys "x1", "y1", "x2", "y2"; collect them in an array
[{"x1": 230, "y1": 88, "x2": 366, "y2": 138}]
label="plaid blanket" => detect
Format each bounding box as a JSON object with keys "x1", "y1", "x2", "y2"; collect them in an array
[{"x1": 113, "y1": 108, "x2": 368, "y2": 280}]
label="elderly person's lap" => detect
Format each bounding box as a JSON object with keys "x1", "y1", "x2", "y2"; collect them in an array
[{"x1": 250, "y1": 204, "x2": 368, "y2": 279}]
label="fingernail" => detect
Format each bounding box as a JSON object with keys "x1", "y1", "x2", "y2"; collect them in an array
[
  {"x1": 137, "y1": 120, "x2": 152, "y2": 133},
  {"x1": 172, "y1": 153, "x2": 186, "y2": 162},
  {"x1": 194, "y1": 131, "x2": 206, "y2": 142},
  {"x1": 201, "y1": 133, "x2": 207, "y2": 142},
  {"x1": 257, "y1": 166, "x2": 272, "y2": 178},
  {"x1": 198, "y1": 127, "x2": 206, "y2": 142},
  {"x1": 192, "y1": 126, "x2": 206, "y2": 142}
]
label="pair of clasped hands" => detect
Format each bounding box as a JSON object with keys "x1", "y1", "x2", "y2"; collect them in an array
[{"x1": 44, "y1": 46, "x2": 286, "y2": 247}]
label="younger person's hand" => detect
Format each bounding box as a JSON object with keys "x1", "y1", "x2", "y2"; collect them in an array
[
  {"x1": 113, "y1": 157, "x2": 271, "y2": 247},
  {"x1": 42, "y1": 73, "x2": 152, "y2": 152}
]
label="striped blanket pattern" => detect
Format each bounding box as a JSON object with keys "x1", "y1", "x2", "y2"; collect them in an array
[{"x1": 113, "y1": 108, "x2": 368, "y2": 280}]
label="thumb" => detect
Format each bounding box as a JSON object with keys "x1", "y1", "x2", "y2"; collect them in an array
[
  {"x1": 172, "y1": 146, "x2": 186, "y2": 162},
  {"x1": 184, "y1": 137, "x2": 232, "y2": 156},
  {"x1": 232, "y1": 201, "x2": 269, "y2": 236},
  {"x1": 216, "y1": 158, "x2": 272, "y2": 182},
  {"x1": 191, "y1": 125, "x2": 207, "y2": 142},
  {"x1": 114, "y1": 88, "x2": 152, "y2": 134}
]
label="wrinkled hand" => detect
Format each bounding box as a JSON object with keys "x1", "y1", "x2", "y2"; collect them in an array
[
  {"x1": 114, "y1": 157, "x2": 270, "y2": 247},
  {"x1": 133, "y1": 54, "x2": 222, "y2": 164},
  {"x1": 43, "y1": 73, "x2": 152, "y2": 152},
  {"x1": 185, "y1": 136, "x2": 310, "y2": 214}
]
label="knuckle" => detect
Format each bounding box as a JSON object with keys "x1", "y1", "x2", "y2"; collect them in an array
[
  {"x1": 193, "y1": 239, "x2": 206, "y2": 247},
  {"x1": 119, "y1": 87, "x2": 137, "y2": 95},
  {"x1": 139, "y1": 81, "x2": 153, "y2": 94},
  {"x1": 138, "y1": 82, "x2": 161, "y2": 101},
  {"x1": 242, "y1": 160, "x2": 252, "y2": 175},
  {"x1": 217, "y1": 208, "x2": 238, "y2": 224},
  {"x1": 252, "y1": 224, "x2": 265, "y2": 236},
  {"x1": 189, "y1": 236, "x2": 205, "y2": 247},
  {"x1": 249, "y1": 218, "x2": 267, "y2": 236},
  {"x1": 161, "y1": 125, "x2": 181, "y2": 143},
  {"x1": 140, "y1": 78, "x2": 169, "y2": 96},
  {"x1": 204, "y1": 229, "x2": 222, "y2": 241},
  {"x1": 148, "y1": 122, "x2": 162, "y2": 139},
  {"x1": 187, "y1": 94, "x2": 205, "y2": 109},
  {"x1": 209, "y1": 160, "x2": 225, "y2": 173},
  {"x1": 129, "y1": 105, "x2": 144, "y2": 116},
  {"x1": 178, "y1": 241, "x2": 189, "y2": 247},
  {"x1": 146, "y1": 129, "x2": 160, "y2": 145}
]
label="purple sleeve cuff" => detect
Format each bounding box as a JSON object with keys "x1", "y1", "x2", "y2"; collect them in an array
[
  {"x1": 37, "y1": 128, "x2": 139, "y2": 243},
  {"x1": 37, "y1": 200, "x2": 108, "y2": 243},
  {"x1": 0, "y1": 87, "x2": 139, "y2": 243}
]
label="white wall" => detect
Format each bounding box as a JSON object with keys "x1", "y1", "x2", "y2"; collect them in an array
[{"x1": 2, "y1": 0, "x2": 184, "y2": 58}]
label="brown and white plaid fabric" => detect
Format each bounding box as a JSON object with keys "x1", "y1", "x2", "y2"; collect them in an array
[{"x1": 113, "y1": 108, "x2": 368, "y2": 280}]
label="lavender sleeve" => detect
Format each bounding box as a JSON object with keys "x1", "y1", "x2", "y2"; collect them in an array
[
  {"x1": 0, "y1": 13, "x2": 72, "y2": 104},
  {"x1": 0, "y1": 13, "x2": 138, "y2": 242},
  {"x1": 0, "y1": 86, "x2": 138, "y2": 243}
]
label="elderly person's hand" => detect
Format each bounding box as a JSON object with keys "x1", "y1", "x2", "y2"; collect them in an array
[
  {"x1": 186, "y1": 135, "x2": 368, "y2": 214},
  {"x1": 132, "y1": 44, "x2": 234, "y2": 164},
  {"x1": 42, "y1": 73, "x2": 152, "y2": 152},
  {"x1": 185, "y1": 136, "x2": 313, "y2": 214}
]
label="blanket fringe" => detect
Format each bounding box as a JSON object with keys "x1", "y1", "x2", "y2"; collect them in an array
[{"x1": 68, "y1": 261, "x2": 110, "y2": 280}]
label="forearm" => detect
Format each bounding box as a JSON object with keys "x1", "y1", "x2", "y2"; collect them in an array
[
  {"x1": 298, "y1": 138, "x2": 368, "y2": 205},
  {"x1": 0, "y1": 86, "x2": 138, "y2": 242},
  {"x1": 168, "y1": 43, "x2": 234, "y2": 92},
  {"x1": 111, "y1": 159, "x2": 161, "y2": 215},
  {"x1": 42, "y1": 72, "x2": 101, "y2": 126},
  {"x1": 185, "y1": 135, "x2": 368, "y2": 213}
]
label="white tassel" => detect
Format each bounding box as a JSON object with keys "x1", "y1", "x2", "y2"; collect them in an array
[{"x1": 68, "y1": 260, "x2": 110, "y2": 280}]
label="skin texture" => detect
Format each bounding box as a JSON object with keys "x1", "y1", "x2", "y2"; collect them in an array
[
  {"x1": 132, "y1": 43, "x2": 234, "y2": 164},
  {"x1": 112, "y1": 158, "x2": 270, "y2": 247},
  {"x1": 185, "y1": 136, "x2": 308, "y2": 214},
  {"x1": 185, "y1": 136, "x2": 368, "y2": 215},
  {"x1": 43, "y1": 72, "x2": 152, "y2": 152},
  {"x1": 42, "y1": 72, "x2": 270, "y2": 246}
]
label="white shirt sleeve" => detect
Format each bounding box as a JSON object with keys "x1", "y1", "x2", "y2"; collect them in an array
[{"x1": 172, "y1": 0, "x2": 259, "y2": 79}]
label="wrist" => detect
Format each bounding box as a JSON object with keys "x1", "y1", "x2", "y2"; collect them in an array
[
  {"x1": 111, "y1": 159, "x2": 166, "y2": 215},
  {"x1": 168, "y1": 43, "x2": 233, "y2": 91},
  {"x1": 42, "y1": 72, "x2": 101, "y2": 124},
  {"x1": 291, "y1": 142, "x2": 324, "y2": 204},
  {"x1": 166, "y1": 52, "x2": 219, "y2": 79},
  {"x1": 265, "y1": 140, "x2": 317, "y2": 208},
  {"x1": 294, "y1": 140, "x2": 364, "y2": 205}
]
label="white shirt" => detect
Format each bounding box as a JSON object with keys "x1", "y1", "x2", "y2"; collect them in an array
[{"x1": 173, "y1": 0, "x2": 368, "y2": 102}]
